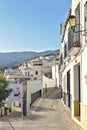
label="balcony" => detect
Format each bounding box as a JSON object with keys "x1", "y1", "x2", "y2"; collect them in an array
[{"x1": 68, "y1": 41, "x2": 80, "y2": 56}]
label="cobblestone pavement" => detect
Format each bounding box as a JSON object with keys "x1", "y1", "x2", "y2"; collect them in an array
[{"x1": 0, "y1": 88, "x2": 84, "y2": 130}]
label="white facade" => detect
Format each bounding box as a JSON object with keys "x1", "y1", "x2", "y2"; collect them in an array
[
  {"x1": 4, "y1": 68, "x2": 26, "y2": 116},
  {"x1": 59, "y1": 0, "x2": 87, "y2": 129},
  {"x1": 52, "y1": 65, "x2": 59, "y2": 87},
  {"x1": 42, "y1": 75, "x2": 56, "y2": 89},
  {"x1": 7, "y1": 82, "x2": 23, "y2": 113},
  {"x1": 19, "y1": 54, "x2": 59, "y2": 80}
]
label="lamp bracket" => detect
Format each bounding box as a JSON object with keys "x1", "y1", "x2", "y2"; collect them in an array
[{"x1": 71, "y1": 24, "x2": 85, "y2": 33}]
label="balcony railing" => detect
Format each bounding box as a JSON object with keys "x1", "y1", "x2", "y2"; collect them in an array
[
  {"x1": 68, "y1": 28, "x2": 80, "y2": 56},
  {"x1": 68, "y1": 41, "x2": 80, "y2": 50},
  {"x1": 68, "y1": 40, "x2": 80, "y2": 56}
]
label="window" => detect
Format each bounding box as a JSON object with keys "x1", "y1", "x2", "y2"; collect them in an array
[
  {"x1": 35, "y1": 71, "x2": 38, "y2": 75},
  {"x1": 84, "y1": 1, "x2": 87, "y2": 42},
  {"x1": 14, "y1": 88, "x2": 20, "y2": 96},
  {"x1": 84, "y1": 2, "x2": 87, "y2": 29},
  {"x1": 25, "y1": 72, "x2": 27, "y2": 76},
  {"x1": 64, "y1": 43, "x2": 68, "y2": 58},
  {"x1": 28, "y1": 71, "x2": 30, "y2": 76},
  {"x1": 68, "y1": 28, "x2": 74, "y2": 50}
]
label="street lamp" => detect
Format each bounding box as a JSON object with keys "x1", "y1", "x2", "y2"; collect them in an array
[
  {"x1": 68, "y1": 15, "x2": 76, "y2": 27},
  {"x1": 68, "y1": 15, "x2": 86, "y2": 33}
]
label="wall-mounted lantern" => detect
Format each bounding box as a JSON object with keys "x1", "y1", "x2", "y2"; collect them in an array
[{"x1": 68, "y1": 15, "x2": 85, "y2": 33}]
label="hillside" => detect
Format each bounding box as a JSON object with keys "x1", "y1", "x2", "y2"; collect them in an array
[{"x1": 0, "y1": 50, "x2": 59, "y2": 68}]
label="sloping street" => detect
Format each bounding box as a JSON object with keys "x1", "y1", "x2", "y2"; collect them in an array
[{"x1": 0, "y1": 88, "x2": 84, "y2": 130}]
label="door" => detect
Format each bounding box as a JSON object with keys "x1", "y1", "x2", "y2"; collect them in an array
[
  {"x1": 67, "y1": 70, "x2": 71, "y2": 108},
  {"x1": 78, "y1": 65, "x2": 80, "y2": 116}
]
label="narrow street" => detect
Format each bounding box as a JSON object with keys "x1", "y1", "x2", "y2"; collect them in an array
[{"x1": 0, "y1": 88, "x2": 84, "y2": 130}]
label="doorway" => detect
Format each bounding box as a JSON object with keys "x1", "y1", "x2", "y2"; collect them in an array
[
  {"x1": 74, "y1": 64, "x2": 81, "y2": 119},
  {"x1": 67, "y1": 70, "x2": 71, "y2": 108}
]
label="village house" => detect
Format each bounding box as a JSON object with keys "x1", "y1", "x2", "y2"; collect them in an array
[
  {"x1": 19, "y1": 54, "x2": 60, "y2": 95},
  {"x1": 59, "y1": 0, "x2": 87, "y2": 129},
  {"x1": 4, "y1": 68, "x2": 27, "y2": 116}
]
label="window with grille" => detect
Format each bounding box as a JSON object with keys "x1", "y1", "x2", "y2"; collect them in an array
[{"x1": 84, "y1": 1, "x2": 87, "y2": 42}]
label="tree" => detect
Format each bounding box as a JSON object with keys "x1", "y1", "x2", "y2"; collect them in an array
[{"x1": 0, "y1": 75, "x2": 12, "y2": 106}]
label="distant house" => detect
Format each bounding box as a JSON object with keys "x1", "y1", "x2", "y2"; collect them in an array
[
  {"x1": 19, "y1": 54, "x2": 59, "y2": 80},
  {"x1": 4, "y1": 68, "x2": 27, "y2": 116},
  {"x1": 19, "y1": 59, "x2": 42, "y2": 80}
]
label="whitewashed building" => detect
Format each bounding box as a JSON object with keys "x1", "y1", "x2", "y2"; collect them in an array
[
  {"x1": 59, "y1": 0, "x2": 87, "y2": 129},
  {"x1": 52, "y1": 65, "x2": 59, "y2": 87},
  {"x1": 7, "y1": 82, "x2": 23, "y2": 115},
  {"x1": 19, "y1": 54, "x2": 59, "y2": 81},
  {"x1": 4, "y1": 68, "x2": 27, "y2": 116}
]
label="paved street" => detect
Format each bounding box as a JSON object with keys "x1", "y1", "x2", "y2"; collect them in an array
[{"x1": 0, "y1": 88, "x2": 84, "y2": 130}]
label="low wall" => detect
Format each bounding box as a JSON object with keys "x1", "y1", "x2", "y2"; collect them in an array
[
  {"x1": 42, "y1": 75, "x2": 56, "y2": 95},
  {"x1": 42, "y1": 75, "x2": 56, "y2": 88},
  {"x1": 27, "y1": 79, "x2": 42, "y2": 115}
]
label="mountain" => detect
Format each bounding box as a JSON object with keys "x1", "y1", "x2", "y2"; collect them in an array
[
  {"x1": 0, "y1": 51, "x2": 38, "y2": 68},
  {"x1": 0, "y1": 50, "x2": 59, "y2": 68},
  {"x1": 39, "y1": 49, "x2": 59, "y2": 56}
]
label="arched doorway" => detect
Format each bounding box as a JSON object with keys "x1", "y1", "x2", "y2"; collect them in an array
[{"x1": 12, "y1": 101, "x2": 22, "y2": 117}]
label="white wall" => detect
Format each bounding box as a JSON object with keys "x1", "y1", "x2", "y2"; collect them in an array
[
  {"x1": 52, "y1": 65, "x2": 59, "y2": 87},
  {"x1": 82, "y1": 47, "x2": 87, "y2": 105},
  {"x1": 72, "y1": 0, "x2": 80, "y2": 14},
  {"x1": 42, "y1": 75, "x2": 56, "y2": 89},
  {"x1": 27, "y1": 79, "x2": 42, "y2": 115},
  {"x1": 32, "y1": 66, "x2": 42, "y2": 78},
  {"x1": 7, "y1": 83, "x2": 23, "y2": 111}
]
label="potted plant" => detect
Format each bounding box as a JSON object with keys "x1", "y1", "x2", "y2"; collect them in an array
[{"x1": 74, "y1": 41, "x2": 80, "y2": 47}]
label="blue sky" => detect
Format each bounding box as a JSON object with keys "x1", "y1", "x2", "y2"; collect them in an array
[{"x1": 0, "y1": 0, "x2": 71, "y2": 52}]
